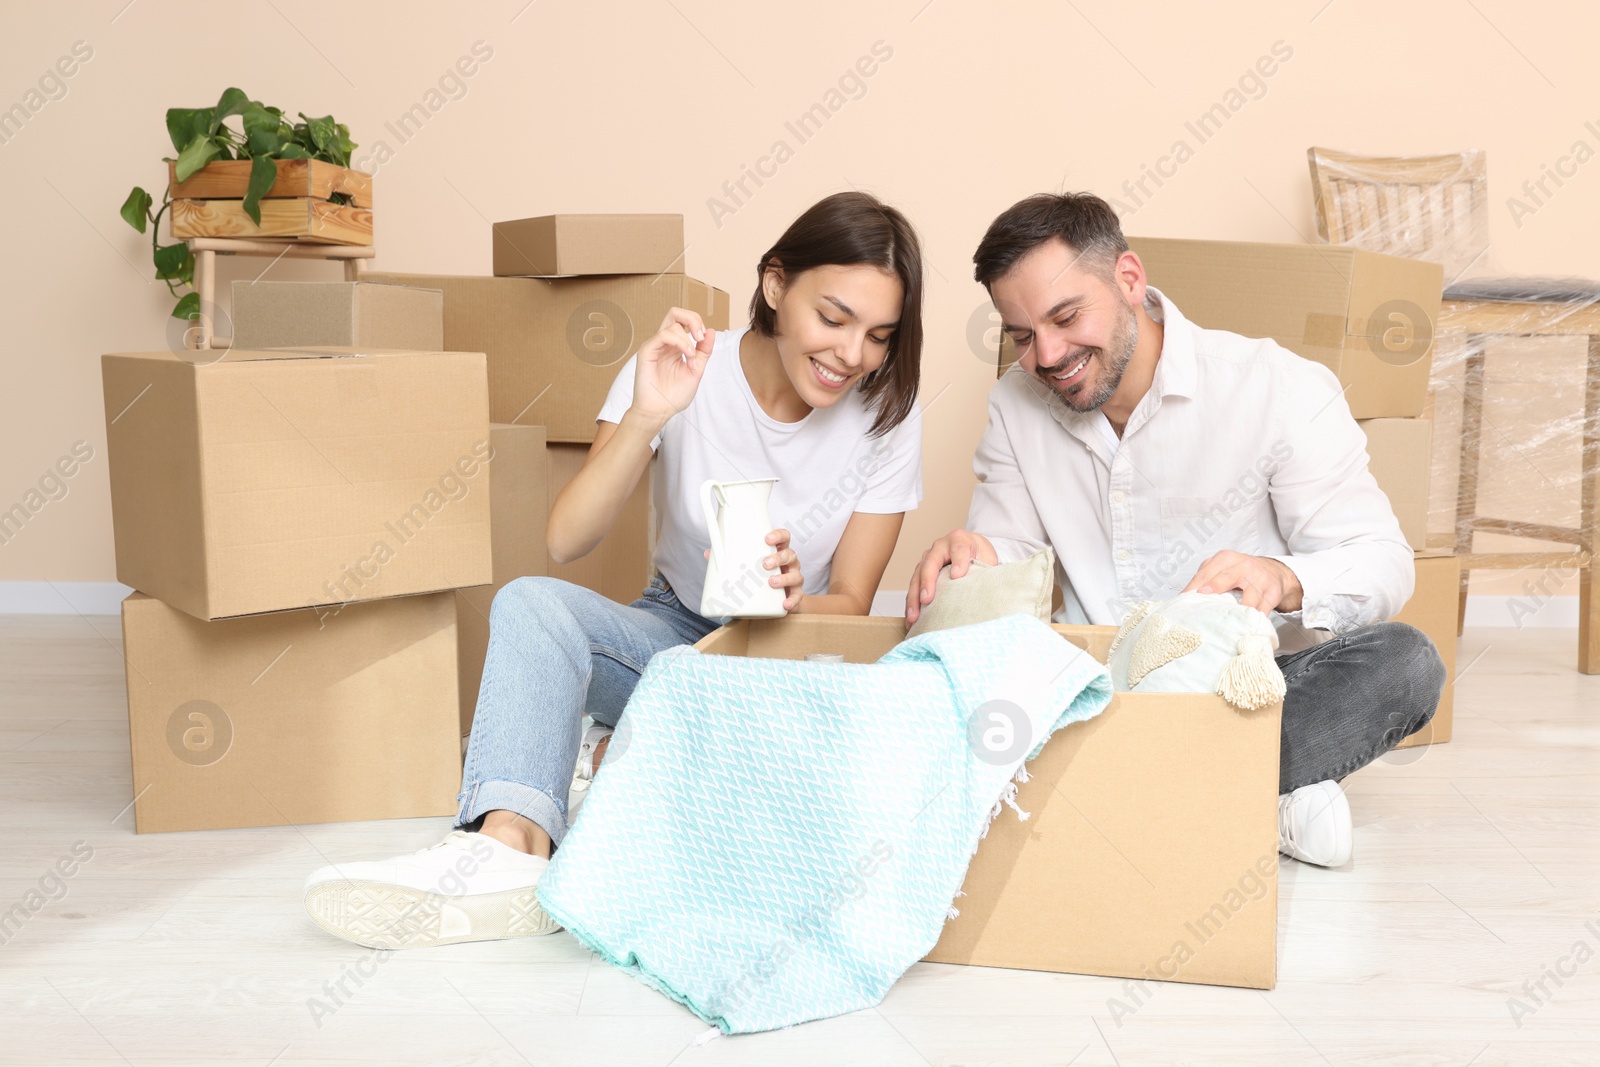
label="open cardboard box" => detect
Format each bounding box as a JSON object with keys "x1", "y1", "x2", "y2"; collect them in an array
[
  {"x1": 1126, "y1": 237, "x2": 1442, "y2": 419},
  {"x1": 695, "y1": 614, "x2": 1281, "y2": 990}
]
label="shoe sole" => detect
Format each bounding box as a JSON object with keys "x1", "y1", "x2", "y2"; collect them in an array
[{"x1": 304, "y1": 880, "x2": 561, "y2": 949}]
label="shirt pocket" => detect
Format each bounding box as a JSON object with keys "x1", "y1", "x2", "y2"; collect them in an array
[{"x1": 1158, "y1": 495, "x2": 1261, "y2": 561}]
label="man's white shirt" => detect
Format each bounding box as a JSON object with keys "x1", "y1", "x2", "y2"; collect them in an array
[{"x1": 967, "y1": 286, "x2": 1413, "y2": 653}]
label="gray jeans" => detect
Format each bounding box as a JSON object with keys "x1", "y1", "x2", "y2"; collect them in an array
[{"x1": 1276, "y1": 621, "x2": 1447, "y2": 794}]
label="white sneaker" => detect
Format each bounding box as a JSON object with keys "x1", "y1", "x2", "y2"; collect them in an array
[
  {"x1": 1278, "y1": 779, "x2": 1353, "y2": 868},
  {"x1": 302, "y1": 831, "x2": 560, "y2": 948},
  {"x1": 566, "y1": 722, "x2": 613, "y2": 824}
]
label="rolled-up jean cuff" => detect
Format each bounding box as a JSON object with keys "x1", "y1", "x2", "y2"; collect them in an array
[{"x1": 455, "y1": 779, "x2": 567, "y2": 850}]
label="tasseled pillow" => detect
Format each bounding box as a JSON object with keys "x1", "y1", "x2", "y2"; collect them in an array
[{"x1": 1107, "y1": 592, "x2": 1286, "y2": 711}]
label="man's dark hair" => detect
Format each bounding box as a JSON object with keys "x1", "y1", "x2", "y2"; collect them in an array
[
  {"x1": 749, "y1": 190, "x2": 923, "y2": 437},
  {"x1": 972, "y1": 193, "x2": 1129, "y2": 289}
]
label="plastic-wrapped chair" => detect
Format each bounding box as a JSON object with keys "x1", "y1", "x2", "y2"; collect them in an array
[{"x1": 1307, "y1": 146, "x2": 1600, "y2": 673}]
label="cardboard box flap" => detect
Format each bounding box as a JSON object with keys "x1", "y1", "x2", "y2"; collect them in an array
[{"x1": 1345, "y1": 249, "x2": 1445, "y2": 344}]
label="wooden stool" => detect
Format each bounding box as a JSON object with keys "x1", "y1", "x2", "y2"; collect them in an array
[{"x1": 185, "y1": 237, "x2": 376, "y2": 349}]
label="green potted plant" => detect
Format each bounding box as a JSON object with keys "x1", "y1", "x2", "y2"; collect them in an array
[{"x1": 119, "y1": 87, "x2": 360, "y2": 320}]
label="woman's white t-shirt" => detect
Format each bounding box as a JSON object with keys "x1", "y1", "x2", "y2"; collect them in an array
[{"x1": 595, "y1": 325, "x2": 923, "y2": 617}]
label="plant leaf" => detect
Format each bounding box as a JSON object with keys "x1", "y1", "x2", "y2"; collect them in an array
[
  {"x1": 174, "y1": 132, "x2": 222, "y2": 182},
  {"x1": 165, "y1": 107, "x2": 214, "y2": 154},
  {"x1": 172, "y1": 291, "x2": 201, "y2": 320},
  {"x1": 214, "y1": 87, "x2": 250, "y2": 122},
  {"x1": 335, "y1": 123, "x2": 357, "y2": 158},
  {"x1": 277, "y1": 142, "x2": 310, "y2": 160},
  {"x1": 299, "y1": 112, "x2": 336, "y2": 153},
  {"x1": 242, "y1": 103, "x2": 285, "y2": 157},
  {"x1": 120, "y1": 187, "x2": 152, "y2": 233},
  {"x1": 243, "y1": 154, "x2": 277, "y2": 224},
  {"x1": 153, "y1": 242, "x2": 192, "y2": 281}
]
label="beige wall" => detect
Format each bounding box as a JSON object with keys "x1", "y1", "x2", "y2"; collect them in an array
[{"x1": 3, "y1": 1, "x2": 1595, "y2": 594}]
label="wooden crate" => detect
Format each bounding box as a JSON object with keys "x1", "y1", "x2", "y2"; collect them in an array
[
  {"x1": 167, "y1": 159, "x2": 372, "y2": 207},
  {"x1": 170, "y1": 198, "x2": 373, "y2": 245}
]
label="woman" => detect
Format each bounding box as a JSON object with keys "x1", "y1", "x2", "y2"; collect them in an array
[{"x1": 303, "y1": 191, "x2": 925, "y2": 949}]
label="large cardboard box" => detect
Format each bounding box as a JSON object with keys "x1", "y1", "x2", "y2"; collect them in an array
[
  {"x1": 696, "y1": 615, "x2": 1281, "y2": 989},
  {"x1": 361, "y1": 271, "x2": 730, "y2": 443},
  {"x1": 229, "y1": 281, "x2": 443, "y2": 350},
  {"x1": 492, "y1": 214, "x2": 685, "y2": 277},
  {"x1": 456, "y1": 424, "x2": 550, "y2": 734},
  {"x1": 1125, "y1": 237, "x2": 1443, "y2": 418},
  {"x1": 1358, "y1": 417, "x2": 1432, "y2": 550},
  {"x1": 1391, "y1": 550, "x2": 1459, "y2": 748},
  {"x1": 120, "y1": 591, "x2": 461, "y2": 833},
  {"x1": 102, "y1": 346, "x2": 492, "y2": 621},
  {"x1": 547, "y1": 443, "x2": 653, "y2": 605}
]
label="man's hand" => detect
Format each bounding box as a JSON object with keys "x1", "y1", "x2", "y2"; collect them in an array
[
  {"x1": 1182, "y1": 550, "x2": 1303, "y2": 614},
  {"x1": 905, "y1": 529, "x2": 999, "y2": 627}
]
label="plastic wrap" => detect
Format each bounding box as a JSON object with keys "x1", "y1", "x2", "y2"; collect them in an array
[{"x1": 1307, "y1": 147, "x2": 1599, "y2": 624}]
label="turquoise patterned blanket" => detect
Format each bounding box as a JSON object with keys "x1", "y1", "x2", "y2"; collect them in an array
[{"x1": 537, "y1": 614, "x2": 1112, "y2": 1033}]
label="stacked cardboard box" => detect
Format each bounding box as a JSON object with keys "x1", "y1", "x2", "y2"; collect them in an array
[{"x1": 102, "y1": 327, "x2": 491, "y2": 831}]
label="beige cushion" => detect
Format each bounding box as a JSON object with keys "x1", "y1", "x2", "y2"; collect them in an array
[{"x1": 905, "y1": 547, "x2": 1056, "y2": 638}]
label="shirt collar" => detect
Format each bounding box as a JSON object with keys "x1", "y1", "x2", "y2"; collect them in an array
[{"x1": 1145, "y1": 285, "x2": 1197, "y2": 402}]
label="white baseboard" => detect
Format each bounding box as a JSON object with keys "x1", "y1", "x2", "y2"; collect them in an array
[
  {"x1": 871, "y1": 590, "x2": 1579, "y2": 628},
  {"x1": 0, "y1": 581, "x2": 132, "y2": 615},
  {"x1": 1461, "y1": 594, "x2": 1578, "y2": 629}
]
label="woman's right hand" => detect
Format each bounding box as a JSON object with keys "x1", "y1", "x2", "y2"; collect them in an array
[{"x1": 631, "y1": 307, "x2": 716, "y2": 423}]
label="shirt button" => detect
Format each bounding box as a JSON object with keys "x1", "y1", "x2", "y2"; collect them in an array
[
  {"x1": 1112, "y1": 491, "x2": 1126, "y2": 503},
  {"x1": 1117, "y1": 549, "x2": 1130, "y2": 561}
]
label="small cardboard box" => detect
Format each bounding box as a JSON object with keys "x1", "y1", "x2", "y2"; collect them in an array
[
  {"x1": 1358, "y1": 417, "x2": 1432, "y2": 550},
  {"x1": 120, "y1": 591, "x2": 461, "y2": 833},
  {"x1": 1391, "y1": 550, "x2": 1459, "y2": 747},
  {"x1": 456, "y1": 424, "x2": 550, "y2": 735},
  {"x1": 546, "y1": 443, "x2": 653, "y2": 605},
  {"x1": 492, "y1": 214, "x2": 686, "y2": 277},
  {"x1": 361, "y1": 271, "x2": 730, "y2": 443},
  {"x1": 695, "y1": 615, "x2": 1281, "y2": 989},
  {"x1": 1126, "y1": 237, "x2": 1443, "y2": 418},
  {"x1": 229, "y1": 281, "x2": 443, "y2": 350},
  {"x1": 102, "y1": 346, "x2": 492, "y2": 621}
]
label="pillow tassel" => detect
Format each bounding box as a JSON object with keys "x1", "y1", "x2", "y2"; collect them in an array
[{"x1": 1215, "y1": 632, "x2": 1286, "y2": 711}]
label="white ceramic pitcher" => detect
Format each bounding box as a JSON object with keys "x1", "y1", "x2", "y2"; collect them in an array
[{"x1": 699, "y1": 478, "x2": 787, "y2": 619}]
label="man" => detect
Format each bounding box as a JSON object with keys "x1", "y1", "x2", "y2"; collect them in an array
[{"x1": 906, "y1": 193, "x2": 1445, "y2": 868}]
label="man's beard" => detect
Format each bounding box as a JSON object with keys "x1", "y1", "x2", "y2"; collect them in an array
[{"x1": 1035, "y1": 300, "x2": 1139, "y2": 413}]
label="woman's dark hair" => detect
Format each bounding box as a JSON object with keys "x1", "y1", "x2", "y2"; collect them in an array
[
  {"x1": 748, "y1": 191, "x2": 922, "y2": 437},
  {"x1": 972, "y1": 192, "x2": 1128, "y2": 289}
]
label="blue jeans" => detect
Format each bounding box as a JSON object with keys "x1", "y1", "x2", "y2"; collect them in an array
[
  {"x1": 1276, "y1": 621, "x2": 1447, "y2": 793},
  {"x1": 455, "y1": 574, "x2": 720, "y2": 849}
]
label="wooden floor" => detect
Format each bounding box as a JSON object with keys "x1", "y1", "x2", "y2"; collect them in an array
[{"x1": 2, "y1": 615, "x2": 1596, "y2": 1066}]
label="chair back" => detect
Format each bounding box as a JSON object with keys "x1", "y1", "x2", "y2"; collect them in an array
[{"x1": 1306, "y1": 146, "x2": 1489, "y2": 283}]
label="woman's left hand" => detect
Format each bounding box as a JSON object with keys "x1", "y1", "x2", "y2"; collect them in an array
[{"x1": 763, "y1": 528, "x2": 805, "y2": 611}]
